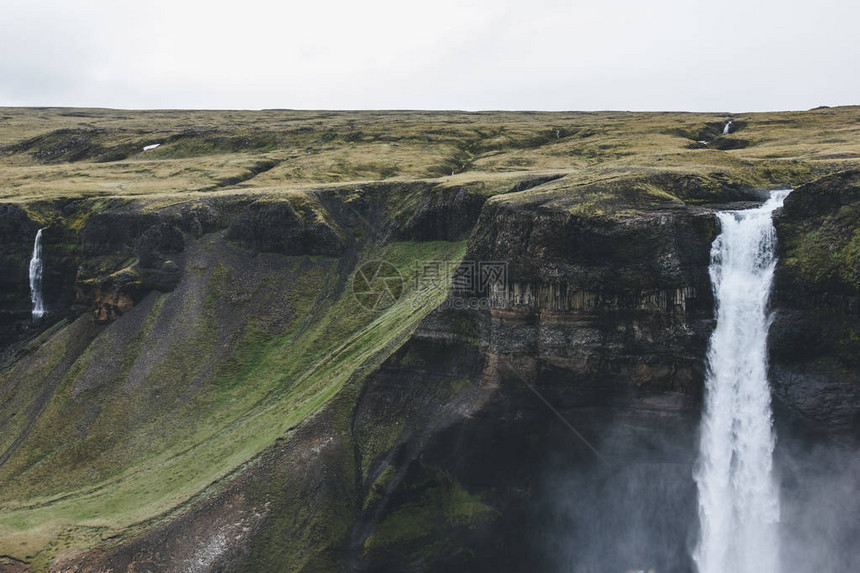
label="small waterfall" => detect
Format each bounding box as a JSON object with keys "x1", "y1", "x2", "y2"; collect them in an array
[
  {"x1": 722, "y1": 120, "x2": 732, "y2": 135},
  {"x1": 693, "y1": 190, "x2": 791, "y2": 573},
  {"x1": 29, "y1": 228, "x2": 46, "y2": 320}
]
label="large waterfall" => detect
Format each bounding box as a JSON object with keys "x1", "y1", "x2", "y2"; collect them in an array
[
  {"x1": 29, "y1": 228, "x2": 46, "y2": 320},
  {"x1": 693, "y1": 190, "x2": 791, "y2": 573},
  {"x1": 722, "y1": 120, "x2": 732, "y2": 135}
]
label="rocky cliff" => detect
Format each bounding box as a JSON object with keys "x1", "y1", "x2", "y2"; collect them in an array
[{"x1": 771, "y1": 170, "x2": 860, "y2": 443}]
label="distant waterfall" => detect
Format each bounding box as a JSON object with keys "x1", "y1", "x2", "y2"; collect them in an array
[
  {"x1": 693, "y1": 190, "x2": 791, "y2": 573},
  {"x1": 29, "y1": 228, "x2": 46, "y2": 320},
  {"x1": 722, "y1": 120, "x2": 732, "y2": 135}
]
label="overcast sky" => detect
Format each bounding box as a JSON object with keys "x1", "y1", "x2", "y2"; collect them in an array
[{"x1": 1, "y1": 0, "x2": 857, "y2": 111}]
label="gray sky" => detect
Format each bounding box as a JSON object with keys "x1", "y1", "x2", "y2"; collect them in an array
[{"x1": 1, "y1": 0, "x2": 857, "y2": 111}]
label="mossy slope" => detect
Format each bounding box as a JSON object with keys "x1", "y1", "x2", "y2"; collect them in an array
[{"x1": 0, "y1": 190, "x2": 467, "y2": 567}]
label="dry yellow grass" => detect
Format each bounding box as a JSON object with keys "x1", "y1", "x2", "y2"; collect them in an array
[{"x1": 1, "y1": 106, "x2": 858, "y2": 206}]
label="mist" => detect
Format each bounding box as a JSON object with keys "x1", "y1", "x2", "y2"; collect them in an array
[
  {"x1": 534, "y1": 418, "x2": 858, "y2": 573},
  {"x1": 777, "y1": 437, "x2": 860, "y2": 573}
]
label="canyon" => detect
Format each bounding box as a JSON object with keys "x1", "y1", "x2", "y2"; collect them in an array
[{"x1": 0, "y1": 107, "x2": 857, "y2": 572}]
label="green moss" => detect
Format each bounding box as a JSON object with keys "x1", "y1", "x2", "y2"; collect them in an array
[
  {"x1": 442, "y1": 481, "x2": 495, "y2": 526},
  {"x1": 364, "y1": 504, "x2": 435, "y2": 552},
  {"x1": 394, "y1": 345, "x2": 427, "y2": 369},
  {"x1": 363, "y1": 465, "x2": 397, "y2": 511},
  {"x1": 782, "y1": 203, "x2": 860, "y2": 292},
  {"x1": 450, "y1": 313, "x2": 480, "y2": 346},
  {"x1": 363, "y1": 474, "x2": 495, "y2": 554},
  {"x1": 359, "y1": 418, "x2": 407, "y2": 480},
  {"x1": 444, "y1": 378, "x2": 476, "y2": 394},
  {"x1": 206, "y1": 262, "x2": 229, "y2": 305},
  {"x1": 22, "y1": 197, "x2": 123, "y2": 232}
]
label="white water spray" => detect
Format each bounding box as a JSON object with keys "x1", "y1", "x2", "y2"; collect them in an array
[
  {"x1": 29, "y1": 228, "x2": 46, "y2": 320},
  {"x1": 694, "y1": 190, "x2": 790, "y2": 573},
  {"x1": 722, "y1": 120, "x2": 732, "y2": 135}
]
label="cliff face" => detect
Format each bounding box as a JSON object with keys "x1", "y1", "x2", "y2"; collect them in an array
[
  {"x1": 0, "y1": 202, "x2": 82, "y2": 355},
  {"x1": 343, "y1": 195, "x2": 722, "y2": 573},
  {"x1": 771, "y1": 170, "x2": 860, "y2": 442},
  {"x1": 0, "y1": 204, "x2": 38, "y2": 350}
]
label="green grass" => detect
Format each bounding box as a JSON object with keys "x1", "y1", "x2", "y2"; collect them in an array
[
  {"x1": 782, "y1": 203, "x2": 860, "y2": 291},
  {"x1": 0, "y1": 237, "x2": 466, "y2": 564}
]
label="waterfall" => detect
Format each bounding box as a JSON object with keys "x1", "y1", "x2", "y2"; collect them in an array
[
  {"x1": 722, "y1": 120, "x2": 732, "y2": 135},
  {"x1": 29, "y1": 228, "x2": 46, "y2": 320},
  {"x1": 693, "y1": 190, "x2": 790, "y2": 573}
]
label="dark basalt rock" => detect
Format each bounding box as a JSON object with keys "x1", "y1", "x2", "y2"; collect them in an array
[
  {"x1": 3, "y1": 193, "x2": 346, "y2": 337},
  {"x1": 710, "y1": 137, "x2": 750, "y2": 150},
  {"x1": 74, "y1": 265, "x2": 180, "y2": 323},
  {"x1": 771, "y1": 170, "x2": 860, "y2": 443},
  {"x1": 178, "y1": 202, "x2": 224, "y2": 237},
  {"x1": 398, "y1": 185, "x2": 486, "y2": 241},
  {"x1": 780, "y1": 170, "x2": 860, "y2": 220},
  {"x1": 396, "y1": 176, "x2": 568, "y2": 243},
  {"x1": 226, "y1": 199, "x2": 345, "y2": 256},
  {"x1": 470, "y1": 197, "x2": 718, "y2": 300},
  {"x1": 71, "y1": 205, "x2": 190, "y2": 322},
  {"x1": 334, "y1": 188, "x2": 723, "y2": 571},
  {"x1": 81, "y1": 211, "x2": 161, "y2": 256},
  {"x1": 341, "y1": 299, "x2": 703, "y2": 573},
  {"x1": 136, "y1": 222, "x2": 185, "y2": 268},
  {"x1": 0, "y1": 202, "x2": 87, "y2": 354}
]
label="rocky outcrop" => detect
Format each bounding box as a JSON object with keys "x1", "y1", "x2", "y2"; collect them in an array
[
  {"x1": 471, "y1": 197, "x2": 717, "y2": 292},
  {"x1": 395, "y1": 175, "x2": 568, "y2": 242},
  {"x1": 0, "y1": 556, "x2": 29, "y2": 573},
  {"x1": 135, "y1": 222, "x2": 185, "y2": 268},
  {"x1": 74, "y1": 207, "x2": 187, "y2": 322},
  {"x1": 74, "y1": 265, "x2": 181, "y2": 323},
  {"x1": 225, "y1": 198, "x2": 345, "y2": 256},
  {"x1": 0, "y1": 193, "x2": 352, "y2": 338},
  {"x1": 80, "y1": 209, "x2": 161, "y2": 256},
  {"x1": 397, "y1": 185, "x2": 486, "y2": 241},
  {"x1": 353, "y1": 196, "x2": 720, "y2": 570},
  {"x1": 771, "y1": 170, "x2": 860, "y2": 443}
]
